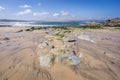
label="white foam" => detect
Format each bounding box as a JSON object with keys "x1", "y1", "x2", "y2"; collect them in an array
[
  {"x1": 13, "y1": 22, "x2": 27, "y2": 26},
  {"x1": 0, "y1": 22, "x2": 57, "y2": 27}
]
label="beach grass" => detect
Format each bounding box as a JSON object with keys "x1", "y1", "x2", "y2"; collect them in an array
[
  {"x1": 51, "y1": 26, "x2": 69, "y2": 30},
  {"x1": 23, "y1": 25, "x2": 103, "y2": 32},
  {"x1": 52, "y1": 33, "x2": 64, "y2": 38}
]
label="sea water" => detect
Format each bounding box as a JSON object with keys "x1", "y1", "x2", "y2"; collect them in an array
[
  {"x1": 0, "y1": 21, "x2": 89, "y2": 27},
  {"x1": 0, "y1": 20, "x2": 104, "y2": 27}
]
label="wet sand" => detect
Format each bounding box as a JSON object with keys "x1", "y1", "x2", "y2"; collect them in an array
[{"x1": 0, "y1": 27, "x2": 120, "y2": 80}]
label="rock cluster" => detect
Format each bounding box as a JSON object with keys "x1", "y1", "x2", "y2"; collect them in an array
[
  {"x1": 86, "y1": 18, "x2": 120, "y2": 27},
  {"x1": 36, "y1": 36, "x2": 80, "y2": 67},
  {"x1": 87, "y1": 22, "x2": 102, "y2": 26},
  {"x1": 104, "y1": 18, "x2": 120, "y2": 27}
]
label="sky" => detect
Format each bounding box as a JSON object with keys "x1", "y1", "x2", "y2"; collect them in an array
[{"x1": 0, "y1": 0, "x2": 120, "y2": 21}]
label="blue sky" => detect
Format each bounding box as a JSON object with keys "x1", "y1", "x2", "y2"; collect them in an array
[{"x1": 0, "y1": 0, "x2": 120, "y2": 21}]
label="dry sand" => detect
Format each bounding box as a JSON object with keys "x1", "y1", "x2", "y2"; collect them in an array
[{"x1": 0, "y1": 27, "x2": 120, "y2": 80}]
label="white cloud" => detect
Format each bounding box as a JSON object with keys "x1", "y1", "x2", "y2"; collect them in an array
[
  {"x1": 33, "y1": 12, "x2": 49, "y2": 17},
  {"x1": 0, "y1": 6, "x2": 5, "y2": 11},
  {"x1": 16, "y1": 9, "x2": 32, "y2": 15},
  {"x1": 20, "y1": 4, "x2": 31, "y2": 8},
  {"x1": 53, "y1": 11, "x2": 70, "y2": 17},
  {"x1": 61, "y1": 11, "x2": 69, "y2": 16},
  {"x1": 51, "y1": 11, "x2": 78, "y2": 21},
  {"x1": 53, "y1": 13, "x2": 60, "y2": 17}
]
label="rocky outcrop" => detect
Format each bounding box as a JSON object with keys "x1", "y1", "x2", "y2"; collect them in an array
[
  {"x1": 104, "y1": 18, "x2": 120, "y2": 27},
  {"x1": 87, "y1": 22, "x2": 102, "y2": 26},
  {"x1": 36, "y1": 35, "x2": 81, "y2": 67},
  {"x1": 86, "y1": 18, "x2": 120, "y2": 27}
]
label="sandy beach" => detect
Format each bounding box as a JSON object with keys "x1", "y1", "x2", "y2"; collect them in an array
[{"x1": 0, "y1": 26, "x2": 120, "y2": 80}]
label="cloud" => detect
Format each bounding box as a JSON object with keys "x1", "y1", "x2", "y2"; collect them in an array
[
  {"x1": 53, "y1": 13, "x2": 60, "y2": 17},
  {"x1": 53, "y1": 11, "x2": 70, "y2": 17},
  {"x1": 20, "y1": 4, "x2": 31, "y2": 8},
  {"x1": 51, "y1": 11, "x2": 77, "y2": 21},
  {"x1": 61, "y1": 11, "x2": 69, "y2": 16},
  {"x1": 33, "y1": 12, "x2": 49, "y2": 17},
  {"x1": 16, "y1": 9, "x2": 32, "y2": 15},
  {"x1": 0, "y1": 6, "x2": 5, "y2": 11}
]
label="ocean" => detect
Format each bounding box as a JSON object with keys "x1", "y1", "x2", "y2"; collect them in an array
[{"x1": 0, "y1": 20, "x2": 103, "y2": 27}]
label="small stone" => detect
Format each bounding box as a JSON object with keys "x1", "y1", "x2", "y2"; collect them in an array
[
  {"x1": 104, "y1": 52, "x2": 106, "y2": 54},
  {"x1": 68, "y1": 40, "x2": 76, "y2": 42},
  {"x1": 74, "y1": 43, "x2": 76, "y2": 45},
  {"x1": 51, "y1": 45, "x2": 55, "y2": 49},
  {"x1": 45, "y1": 32, "x2": 49, "y2": 34},
  {"x1": 111, "y1": 61, "x2": 115, "y2": 64},
  {"x1": 64, "y1": 36, "x2": 76, "y2": 42},
  {"x1": 72, "y1": 51, "x2": 76, "y2": 55},
  {"x1": 3, "y1": 37, "x2": 10, "y2": 41}
]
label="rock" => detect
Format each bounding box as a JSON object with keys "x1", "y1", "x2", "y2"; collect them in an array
[
  {"x1": 50, "y1": 45, "x2": 55, "y2": 49},
  {"x1": 64, "y1": 36, "x2": 76, "y2": 42},
  {"x1": 79, "y1": 53, "x2": 83, "y2": 58},
  {"x1": 111, "y1": 61, "x2": 115, "y2": 64},
  {"x1": 104, "y1": 18, "x2": 120, "y2": 27},
  {"x1": 38, "y1": 41, "x2": 49, "y2": 48},
  {"x1": 78, "y1": 34, "x2": 95, "y2": 43},
  {"x1": 87, "y1": 21, "x2": 102, "y2": 26},
  {"x1": 74, "y1": 43, "x2": 76, "y2": 45},
  {"x1": 61, "y1": 51, "x2": 80, "y2": 65},
  {"x1": 39, "y1": 53, "x2": 55, "y2": 67},
  {"x1": 16, "y1": 30, "x2": 23, "y2": 33},
  {"x1": 36, "y1": 38, "x2": 80, "y2": 67},
  {"x1": 3, "y1": 37, "x2": 10, "y2": 41},
  {"x1": 68, "y1": 40, "x2": 76, "y2": 42},
  {"x1": 104, "y1": 52, "x2": 106, "y2": 54},
  {"x1": 45, "y1": 32, "x2": 49, "y2": 34}
]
